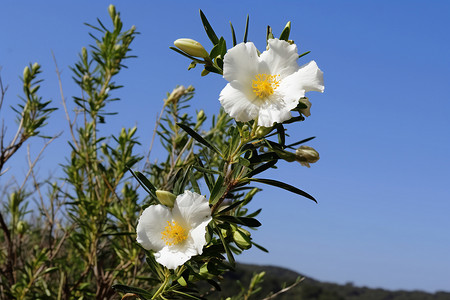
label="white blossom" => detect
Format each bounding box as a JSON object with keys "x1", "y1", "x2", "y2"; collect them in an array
[{"x1": 219, "y1": 38, "x2": 324, "y2": 127}]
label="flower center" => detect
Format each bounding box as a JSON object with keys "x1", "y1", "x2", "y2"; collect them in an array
[
  {"x1": 161, "y1": 221, "x2": 188, "y2": 246},
  {"x1": 252, "y1": 74, "x2": 280, "y2": 99}
]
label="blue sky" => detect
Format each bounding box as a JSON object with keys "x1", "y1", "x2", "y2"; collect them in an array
[{"x1": 1, "y1": 0, "x2": 449, "y2": 293}]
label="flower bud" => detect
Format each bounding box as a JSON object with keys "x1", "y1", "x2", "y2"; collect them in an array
[
  {"x1": 295, "y1": 145, "x2": 320, "y2": 167},
  {"x1": 156, "y1": 190, "x2": 176, "y2": 207},
  {"x1": 255, "y1": 126, "x2": 273, "y2": 138},
  {"x1": 197, "y1": 109, "x2": 205, "y2": 121},
  {"x1": 165, "y1": 85, "x2": 186, "y2": 105},
  {"x1": 17, "y1": 220, "x2": 27, "y2": 235},
  {"x1": 23, "y1": 66, "x2": 30, "y2": 81},
  {"x1": 233, "y1": 228, "x2": 252, "y2": 250},
  {"x1": 174, "y1": 38, "x2": 209, "y2": 58},
  {"x1": 299, "y1": 97, "x2": 312, "y2": 117},
  {"x1": 108, "y1": 4, "x2": 116, "y2": 18}
]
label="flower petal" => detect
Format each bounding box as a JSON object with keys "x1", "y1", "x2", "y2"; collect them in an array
[
  {"x1": 219, "y1": 82, "x2": 261, "y2": 123},
  {"x1": 256, "y1": 93, "x2": 294, "y2": 127},
  {"x1": 136, "y1": 205, "x2": 171, "y2": 252},
  {"x1": 172, "y1": 190, "x2": 211, "y2": 228},
  {"x1": 223, "y1": 42, "x2": 259, "y2": 85},
  {"x1": 155, "y1": 245, "x2": 197, "y2": 270},
  {"x1": 260, "y1": 39, "x2": 300, "y2": 77},
  {"x1": 288, "y1": 60, "x2": 324, "y2": 93}
]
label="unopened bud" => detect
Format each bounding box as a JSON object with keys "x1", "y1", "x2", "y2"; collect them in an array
[
  {"x1": 108, "y1": 4, "x2": 116, "y2": 18},
  {"x1": 197, "y1": 109, "x2": 205, "y2": 120},
  {"x1": 17, "y1": 221, "x2": 27, "y2": 235},
  {"x1": 233, "y1": 228, "x2": 252, "y2": 250},
  {"x1": 298, "y1": 97, "x2": 312, "y2": 117},
  {"x1": 23, "y1": 66, "x2": 30, "y2": 81},
  {"x1": 174, "y1": 38, "x2": 209, "y2": 58},
  {"x1": 255, "y1": 126, "x2": 273, "y2": 138},
  {"x1": 165, "y1": 86, "x2": 186, "y2": 105},
  {"x1": 295, "y1": 145, "x2": 320, "y2": 167},
  {"x1": 156, "y1": 190, "x2": 176, "y2": 207}
]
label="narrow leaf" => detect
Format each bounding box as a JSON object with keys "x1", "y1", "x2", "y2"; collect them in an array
[
  {"x1": 217, "y1": 200, "x2": 245, "y2": 214},
  {"x1": 279, "y1": 21, "x2": 291, "y2": 41},
  {"x1": 299, "y1": 51, "x2": 311, "y2": 59},
  {"x1": 248, "y1": 178, "x2": 317, "y2": 202},
  {"x1": 200, "y1": 9, "x2": 219, "y2": 45},
  {"x1": 177, "y1": 123, "x2": 220, "y2": 154},
  {"x1": 230, "y1": 22, "x2": 237, "y2": 46},
  {"x1": 245, "y1": 159, "x2": 277, "y2": 178},
  {"x1": 210, "y1": 175, "x2": 226, "y2": 205},
  {"x1": 243, "y1": 15, "x2": 249, "y2": 43},
  {"x1": 217, "y1": 215, "x2": 262, "y2": 227},
  {"x1": 286, "y1": 136, "x2": 316, "y2": 149}
]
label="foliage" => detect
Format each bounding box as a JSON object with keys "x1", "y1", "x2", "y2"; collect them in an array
[{"x1": 0, "y1": 5, "x2": 323, "y2": 300}]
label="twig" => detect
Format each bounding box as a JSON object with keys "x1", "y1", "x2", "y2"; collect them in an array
[{"x1": 261, "y1": 277, "x2": 304, "y2": 300}]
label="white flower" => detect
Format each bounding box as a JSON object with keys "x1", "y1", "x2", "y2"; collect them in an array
[
  {"x1": 136, "y1": 190, "x2": 212, "y2": 269},
  {"x1": 219, "y1": 38, "x2": 324, "y2": 127}
]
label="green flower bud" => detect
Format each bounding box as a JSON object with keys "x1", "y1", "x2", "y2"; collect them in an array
[
  {"x1": 174, "y1": 38, "x2": 209, "y2": 58},
  {"x1": 17, "y1": 221, "x2": 27, "y2": 235},
  {"x1": 156, "y1": 190, "x2": 176, "y2": 207},
  {"x1": 165, "y1": 85, "x2": 186, "y2": 105},
  {"x1": 23, "y1": 66, "x2": 30, "y2": 81},
  {"x1": 233, "y1": 228, "x2": 252, "y2": 250},
  {"x1": 108, "y1": 4, "x2": 116, "y2": 18},
  {"x1": 295, "y1": 145, "x2": 320, "y2": 167},
  {"x1": 197, "y1": 109, "x2": 205, "y2": 121},
  {"x1": 255, "y1": 126, "x2": 273, "y2": 138}
]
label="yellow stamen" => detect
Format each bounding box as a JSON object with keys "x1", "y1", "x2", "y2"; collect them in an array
[
  {"x1": 161, "y1": 221, "x2": 187, "y2": 246},
  {"x1": 252, "y1": 74, "x2": 280, "y2": 99}
]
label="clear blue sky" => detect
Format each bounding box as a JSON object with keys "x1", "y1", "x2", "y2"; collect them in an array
[{"x1": 1, "y1": 0, "x2": 449, "y2": 293}]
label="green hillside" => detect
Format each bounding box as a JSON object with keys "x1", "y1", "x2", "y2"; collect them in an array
[{"x1": 202, "y1": 263, "x2": 450, "y2": 300}]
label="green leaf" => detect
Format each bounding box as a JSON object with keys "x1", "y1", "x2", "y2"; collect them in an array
[
  {"x1": 276, "y1": 124, "x2": 286, "y2": 147},
  {"x1": 299, "y1": 51, "x2": 311, "y2": 59},
  {"x1": 177, "y1": 122, "x2": 220, "y2": 154},
  {"x1": 253, "y1": 241, "x2": 269, "y2": 253},
  {"x1": 279, "y1": 21, "x2": 291, "y2": 41},
  {"x1": 266, "y1": 25, "x2": 274, "y2": 41},
  {"x1": 127, "y1": 168, "x2": 156, "y2": 197},
  {"x1": 210, "y1": 37, "x2": 227, "y2": 59},
  {"x1": 210, "y1": 175, "x2": 226, "y2": 205},
  {"x1": 230, "y1": 22, "x2": 237, "y2": 46},
  {"x1": 200, "y1": 9, "x2": 219, "y2": 45},
  {"x1": 112, "y1": 284, "x2": 152, "y2": 299},
  {"x1": 246, "y1": 160, "x2": 277, "y2": 178},
  {"x1": 215, "y1": 223, "x2": 235, "y2": 265},
  {"x1": 286, "y1": 136, "x2": 316, "y2": 149},
  {"x1": 217, "y1": 215, "x2": 262, "y2": 227},
  {"x1": 243, "y1": 15, "x2": 249, "y2": 43},
  {"x1": 195, "y1": 156, "x2": 214, "y2": 191},
  {"x1": 248, "y1": 178, "x2": 317, "y2": 202},
  {"x1": 217, "y1": 200, "x2": 245, "y2": 214}
]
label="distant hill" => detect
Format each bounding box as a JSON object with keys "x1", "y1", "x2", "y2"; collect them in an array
[{"x1": 201, "y1": 263, "x2": 450, "y2": 300}]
